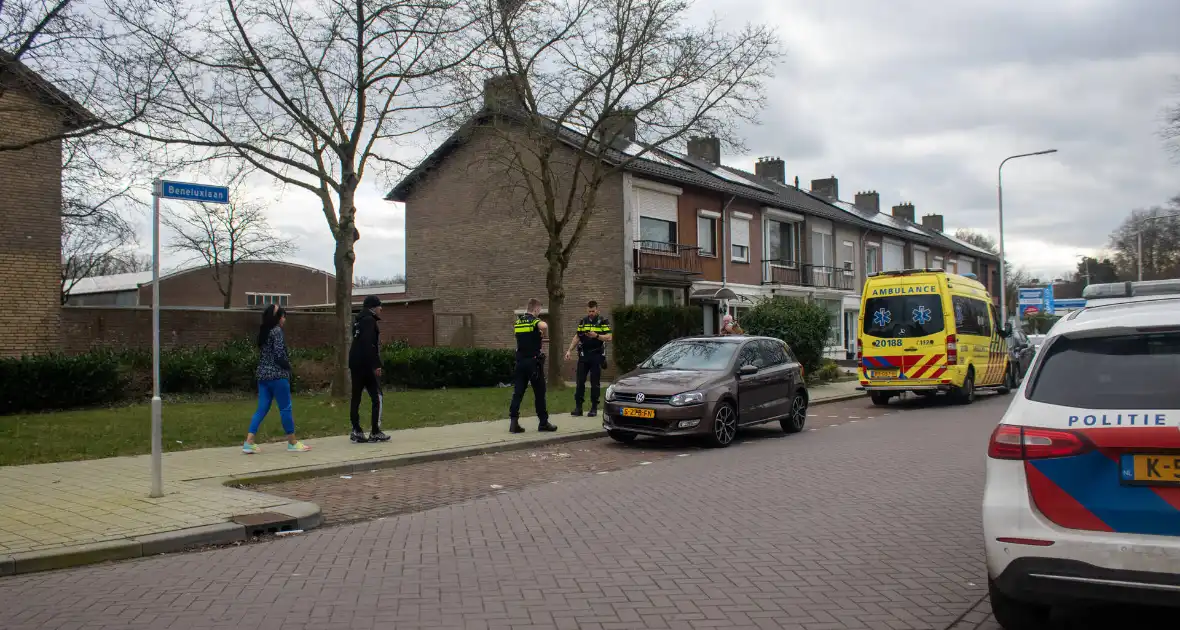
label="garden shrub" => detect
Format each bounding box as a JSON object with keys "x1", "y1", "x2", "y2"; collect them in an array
[
  {"x1": 0, "y1": 351, "x2": 123, "y2": 414},
  {"x1": 739, "y1": 297, "x2": 832, "y2": 375},
  {"x1": 611, "y1": 305, "x2": 704, "y2": 373},
  {"x1": 380, "y1": 346, "x2": 515, "y2": 389}
]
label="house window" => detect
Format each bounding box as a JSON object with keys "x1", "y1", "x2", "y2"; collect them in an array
[
  {"x1": 640, "y1": 216, "x2": 676, "y2": 245},
  {"x1": 959, "y1": 256, "x2": 976, "y2": 275},
  {"x1": 948, "y1": 259, "x2": 958, "y2": 274},
  {"x1": 697, "y1": 212, "x2": 718, "y2": 256},
  {"x1": 731, "y1": 213, "x2": 751, "y2": 263},
  {"x1": 914, "y1": 248, "x2": 929, "y2": 269},
  {"x1": 840, "y1": 240, "x2": 855, "y2": 275},
  {"x1": 883, "y1": 241, "x2": 905, "y2": 272},
  {"x1": 766, "y1": 219, "x2": 798, "y2": 265},
  {"x1": 636, "y1": 285, "x2": 683, "y2": 306},
  {"x1": 247, "y1": 293, "x2": 290, "y2": 307},
  {"x1": 932, "y1": 256, "x2": 944, "y2": 270},
  {"x1": 865, "y1": 244, "x2": 881, "y2": 274}
]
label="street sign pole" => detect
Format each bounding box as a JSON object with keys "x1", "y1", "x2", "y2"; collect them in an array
[
  {"x1": 148, "y1": 180, "x2": 230, "y2": 499},
  {"x1": 150, "y1": 180, "x2": 163, "y2": 498}
]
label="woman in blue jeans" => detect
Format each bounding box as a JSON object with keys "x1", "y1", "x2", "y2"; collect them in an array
[{"x1": 243, "y1": 304, "x2": 310, "y2": 453}]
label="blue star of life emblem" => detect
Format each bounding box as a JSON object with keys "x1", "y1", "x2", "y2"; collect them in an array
[
  {"x1": 912, "y1": 305, "x2": 932, "y2": 325},
  {"x1": 872, "y1": 308, "x2": 892, "y2": 328}
]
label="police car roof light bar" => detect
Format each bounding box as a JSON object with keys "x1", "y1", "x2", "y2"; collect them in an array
[{"x1": 1082, "y1": 279, "x2": 1180, "y2": 300}]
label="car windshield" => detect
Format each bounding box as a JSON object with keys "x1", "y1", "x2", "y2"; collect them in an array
[
  {"x1": 640, "y1": 340, "x2": 737, "y2": 371},
  {"x1": 863, "y1": 295, "x2": 945, "y2": 338},
  {"x1": 1026, "y1": 331, "x2": 1180, "y2": 408}
]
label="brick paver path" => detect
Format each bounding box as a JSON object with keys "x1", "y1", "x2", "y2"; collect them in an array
[{"x1": 0, "y1": 392, "x2": 1002, "y2": 629}]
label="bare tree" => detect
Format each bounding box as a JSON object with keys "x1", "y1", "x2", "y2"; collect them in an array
[
  {"x1": 1164, "y1": 79, "x2": 1180, "y2": 160},
  {"x1": 460, "y1": 0, "x2": 781, "y2": 382},
  {"x1": 1107, "y1": 197, "x2": 1180, "y2": 280},
  {"x1": 61, "y1": 210, "x2": 139, "y2": 303},
  {"x1": 106, "y1": 0, "x2": 483, "y2": 394},
  {"x1": 164, "y1": 197, "x2": 295, "y2": 309},
  {"x1": 59, "y1": 131, "x2": 148, "y2": 303}
]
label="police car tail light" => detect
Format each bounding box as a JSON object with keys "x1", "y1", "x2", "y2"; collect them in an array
[
  {"x1": 945, "y1": 334, "x2": 958, "y2": 365},
  {"x1": 987, "y1": 425, "x2": 1092, "y2": 460}
]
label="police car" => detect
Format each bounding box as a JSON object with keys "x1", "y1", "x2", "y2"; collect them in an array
[{"x1": 983, "y1": 280, "x2": 1180, "y2": 628}]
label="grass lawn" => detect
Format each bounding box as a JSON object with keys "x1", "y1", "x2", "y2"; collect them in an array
[{"x1": 0, "y1": 387, "x2": 578, "y2": 466}]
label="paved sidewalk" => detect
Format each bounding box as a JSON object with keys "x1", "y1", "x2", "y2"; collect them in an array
[{"x1": 0, "y1": 380, "x2": 861, "y2": 575}]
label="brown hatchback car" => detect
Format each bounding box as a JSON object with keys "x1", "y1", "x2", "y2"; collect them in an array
[{"x1": 602, "y1": 335, "x2": 809, "y2": 447}]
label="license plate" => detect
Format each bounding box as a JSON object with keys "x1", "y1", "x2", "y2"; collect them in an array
[
  {"x1": 870, "y1": 369, "x2": 899, "y2": 379},
  {"x1": 621, "y1": 407, "x2": 655, "y2": 419},
  {"x1": 1120, "y1": 454, "x2": 1180, "y2": 486}
]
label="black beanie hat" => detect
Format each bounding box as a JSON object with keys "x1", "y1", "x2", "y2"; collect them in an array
[{"x1": 363, "y1": 295, "x2": 382, "y2": 309}]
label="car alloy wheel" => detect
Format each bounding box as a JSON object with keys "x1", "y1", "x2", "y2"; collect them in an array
[
  {"x1": 710, "y1": 403, "x2": 737, "y2": 447},
  {"x1": 782, "y1": 393, "x2": 807, "y2": 434}
]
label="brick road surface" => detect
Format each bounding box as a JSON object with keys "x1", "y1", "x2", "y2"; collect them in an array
[
  {"x1": 0, "y1": 393, "x2": 1171, "y2": 629},
  {"x1": 252, "y1": 405, "x2": 870, "y2": 526}
]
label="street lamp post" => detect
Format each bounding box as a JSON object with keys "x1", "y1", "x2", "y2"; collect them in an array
[{"x1": 998, "y1": 149, "x2": 1057, "y2": 323}]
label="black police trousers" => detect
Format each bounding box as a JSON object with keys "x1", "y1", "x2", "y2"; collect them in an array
[
  {"x1": 574, "y1": 353, "x2": 603, "y2": 408},
  {"x1": 508, "y1": 356, "x2": 548, "y2": 423}
]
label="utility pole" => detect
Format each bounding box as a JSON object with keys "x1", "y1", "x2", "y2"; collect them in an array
[{"x1": 998, "y1": 149, "x2": 1057, "y2": 321}]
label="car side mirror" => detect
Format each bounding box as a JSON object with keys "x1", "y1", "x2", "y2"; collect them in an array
[{"x1": 738, "y1": 364, "x2": 758, "y2": 377}]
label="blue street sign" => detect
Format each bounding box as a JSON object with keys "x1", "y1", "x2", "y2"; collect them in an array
[{"x1": 157, "y1": 180, "x2": 230, "y2": 204}]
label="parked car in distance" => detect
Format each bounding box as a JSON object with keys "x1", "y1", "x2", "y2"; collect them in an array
[
  {"x1": 1005, "y1": 327, "x2": 1035, "y2": 384},
  {"x1": 601, "y1": 335, "x2": 809, "y2": 448}
]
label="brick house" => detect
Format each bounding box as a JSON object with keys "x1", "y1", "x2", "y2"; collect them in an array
[
  {"x1": 0, "y1": 53, "x2": 96, "y2": 357},
  {"x1": 387, "y1": 81, "x2": 999, "y2": 362}
]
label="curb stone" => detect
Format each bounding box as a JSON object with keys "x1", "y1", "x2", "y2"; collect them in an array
[
  {"x1": 12, "y1": 540, "x2": 141, "y2": 575},
  {"x1": 7, "y1": 390, "x2": 865, "y2": 576}
]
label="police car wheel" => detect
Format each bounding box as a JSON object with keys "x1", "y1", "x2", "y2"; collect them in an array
[
  {"x1": 608, "y1": 429, "x2": 637, "y2": 443},
  {"x1": 988, "y1": 578, "x2": 1050, "y2": 630}
]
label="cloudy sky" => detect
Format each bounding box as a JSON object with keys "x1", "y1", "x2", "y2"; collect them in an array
[{"x1": 157, "y1": 0, "x2": 1180, "y2": 283}]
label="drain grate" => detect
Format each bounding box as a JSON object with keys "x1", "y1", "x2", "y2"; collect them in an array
[{"x1": 232, "y1": 511, "x2": 299, "y2": 537}]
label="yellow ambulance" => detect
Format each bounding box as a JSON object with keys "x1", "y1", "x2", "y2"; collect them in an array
[{"x1": 858, "y1": 269, "x2": 1010, "y2": 406}]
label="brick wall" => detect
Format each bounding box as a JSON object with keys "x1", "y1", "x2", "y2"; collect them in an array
[
  {"x1": 139, "y1": 261, "x2": 337, "y2": 308},
  {"x1": 403, "y1": 126, "x2": 626, "y2": 378},
  {"x1": 60, "y1": 301, "x2": 435, "y2": 354},
  {"x1": 0, "y1": 85, "x2": 64, "y2": 358}
]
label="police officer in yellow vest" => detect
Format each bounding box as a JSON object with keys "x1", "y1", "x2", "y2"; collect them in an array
[
  {"x1": 509, "y1": 298, "x2": 558, "y2": 434},
  {"x1": 564, "y1": 300, "x2": 612, "y2": 417}
]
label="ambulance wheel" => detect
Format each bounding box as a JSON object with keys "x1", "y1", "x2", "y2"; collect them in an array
[
  {"x1": 954, "y1": 370, "x2": 976, "y2": 405},
  {"x1": 870, "y1": 392, "x2": 892, "y2": 407},
  {"x1": 989, "y1": 578, "x2": 1050, "y2": 630}
]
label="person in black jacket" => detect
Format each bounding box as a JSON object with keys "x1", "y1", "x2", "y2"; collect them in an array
[{"x1": 349, "y1": 295, "x2": 389, "y2": 443}]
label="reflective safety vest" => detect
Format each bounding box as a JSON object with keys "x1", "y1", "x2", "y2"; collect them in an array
[
  {"x1": 514, "y1": 314, "x2": 543, "y2": 357},
  {"x1": 576, "y1": 315, "x2": 611, "y2": 355}
]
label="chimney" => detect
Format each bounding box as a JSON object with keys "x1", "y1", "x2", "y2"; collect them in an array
[
  {"x1": 687, "y1": 136, "x2": 721, "y2": 164},
  {"x1": 854, "y1": 190, "x2": 880, "y2": 213},
  {"x1": 754, "y1": 157, "x2": 785, "y2": 183},
  {"x1": 921, "y1": 213, "x2": 944, "y2": 232},
  {"x1": 598, "y1": 109, "x2": 637, "y2": 143},
  {"x1": 891, "y1": 202, "x2": 915, "y2": 223},
  {"x1": 483, "y1": 73, "x2": 526, "y2": 112},
  {"x1": 810, "y1": 176, "x2": 839, "y2": 201}
]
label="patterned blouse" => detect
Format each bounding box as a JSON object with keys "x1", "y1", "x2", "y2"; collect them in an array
[{"x1": 257, "y1": 327, "x2": 292, "y2": 381}]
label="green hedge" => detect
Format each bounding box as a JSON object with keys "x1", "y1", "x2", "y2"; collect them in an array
[
  {"x1": 0, "y1": 352, "x2": 124, "y2": 414},
  {"x1": 612, "y1": 305, "x2": 703, "y2": 372},
  {"x1": 739, "y1": 296, "x2": 832, "y2": 375},
  {"x1": 0, "y1": 340, "x2": 516, "y2": 415}
]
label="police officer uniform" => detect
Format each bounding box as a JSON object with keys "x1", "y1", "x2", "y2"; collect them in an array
[
  {"x1": 572, "y1": 313, "x2": 611, "y2": 416},
  {"x1": 508, "y1": 313, "x2": 556, "y2": 434}
]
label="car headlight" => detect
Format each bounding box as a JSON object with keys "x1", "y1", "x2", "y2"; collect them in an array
[
  {"x1": 605, "y1": 385, "x2": 616, "y2": 402},
  {"x1": 669, "y1": 391, "x2": 705, "y2": 406}
]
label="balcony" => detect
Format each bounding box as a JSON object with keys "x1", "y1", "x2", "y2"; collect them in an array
[
  {"x1": 762, "y1": 261, "x2": 856, "y2": 291},
  {"x1": 633, "y1": 240, "x2": 702, "y2": 278}
]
